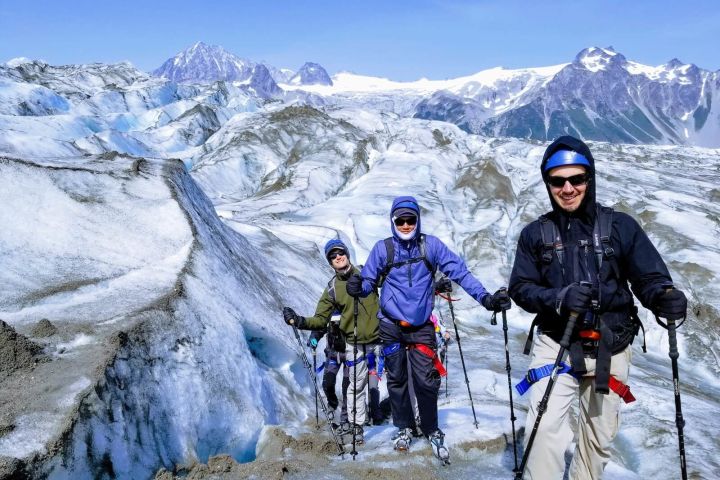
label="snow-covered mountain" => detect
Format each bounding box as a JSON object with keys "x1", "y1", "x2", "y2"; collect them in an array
[
  {"x1": 470, "y1": 47, "x2": 720, "y2": 146},
  {"x1": 4, "y1": 46, "x2": 718, "y2": 149},
  {"x1": 152, "y1": 42, "x2": 331, "y2": 88},
  {"x1": 153, "y1": 42, "x2": 255, "y2": 83},
  {"x1": 289, "y1": 62, "x2": 333, "y2": 86},
  {"x1": 284, "y1": 47, "x2": 719, "y2": 147}
]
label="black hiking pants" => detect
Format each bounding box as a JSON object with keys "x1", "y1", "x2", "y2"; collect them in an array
[
  {"x1": 380, "y1": 320, "x2": 441, "y2": 436},
  {"x1": 321, "y1": 347, "x2": 349, "y2": 423}
]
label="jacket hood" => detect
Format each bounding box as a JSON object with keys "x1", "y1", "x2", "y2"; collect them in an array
[
  {"x1": 541, "y1": 136, "x2": 597, "y2": 221},
  {"x1": 390, "y1": 196, "x2": 421, "y2": 241}
]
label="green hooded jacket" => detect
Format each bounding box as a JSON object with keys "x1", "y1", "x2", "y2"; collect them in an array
[{"x1": 303, "y1": 265, "x2": 379, "y2": 344}]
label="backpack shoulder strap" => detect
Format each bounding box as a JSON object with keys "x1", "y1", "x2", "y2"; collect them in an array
[
  {"x1": 593, "y1": 206, "x2": 619, "y2": 278},
  {"x1": 539, "y1": 215, "x2": 563, "y2": 266},
  {"x1": 327, "y1": 276, "x2": 338, "y2": 306},
  {"x1": 384, "y1": 237, "x2": 395, "y2": 265},
  {"x1": 376, "y1": 237, "x2": 395, "y2": 287},
  {"x1": 418, "y1": 234, "x2": 436, "y2": 276}
]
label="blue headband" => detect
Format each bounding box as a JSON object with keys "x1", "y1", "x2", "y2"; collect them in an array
[{"x1": 544, "y1": 150, "x2": 591, "y2": 171}]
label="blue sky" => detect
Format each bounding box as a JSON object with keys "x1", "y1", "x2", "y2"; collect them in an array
[{"x1": 2, "y1": 0, "x2": 718, "y2": 80}]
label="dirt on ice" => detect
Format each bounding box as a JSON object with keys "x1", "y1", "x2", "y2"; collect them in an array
[{"x1": 154, "y1": 425, "x2": 508, "y2": 480}]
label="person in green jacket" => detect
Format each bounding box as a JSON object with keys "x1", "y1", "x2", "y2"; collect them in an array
[{"x1": 284, "y1": 239, "x2": 381, "y2": 443}]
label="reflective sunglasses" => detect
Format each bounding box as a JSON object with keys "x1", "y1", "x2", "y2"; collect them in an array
[
  {"x1": 328, "y1": 250, "x2": 347, "y2": 260},
  {"x1": 546, "y1": 173, "x2": 589, "y2": 188},
  {"x1": 393, "y1": 216, "x2": 417, "y2": 227}
]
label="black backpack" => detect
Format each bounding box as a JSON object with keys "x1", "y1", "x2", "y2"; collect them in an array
[{"x1": 526, "y1": 206, "x2": 646, "y2": 354}]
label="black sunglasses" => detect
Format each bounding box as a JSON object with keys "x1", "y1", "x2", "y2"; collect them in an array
[
  {"x1": 393, "y1": 216, "x2": 417, "y2": 227},
  {"x1": 546, "y1": 173, "x2": 589, "y2": 188},
  {"x1": 328, "y1": 250, "x2": 346, "y2": 260}
]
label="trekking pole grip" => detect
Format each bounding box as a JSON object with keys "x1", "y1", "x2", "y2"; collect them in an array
[
  {"x1": 667, "y1": 320, "x2": 679, "y2": 360},
  {"x1": 662, "y1": 284, "x2": 681, "y2": 360},
  {"x1": 560, "y1": 312, "x2": 579, "y2": 349}
]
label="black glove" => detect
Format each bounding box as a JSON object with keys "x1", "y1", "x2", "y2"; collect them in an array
[
  {"x1": 652, "y1": 288, "x2": 687, "y2": 321},
  {"x1": 558, "y1": 283, "x2": 593, "y2": 317},
  {"x1": 283, "y1": 307, "x2": 305, "y2": 327},
  {"x1": 435, "y1": 277, "x2": 453, "y2": 294},
  {"x1": 346, "y1": 274, "x2": 363, "y2": 298},
  {"x1": 482, "y1": 288, "x2": 512, "y2": 312}
]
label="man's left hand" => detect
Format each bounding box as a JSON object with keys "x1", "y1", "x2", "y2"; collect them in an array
[{"x1": 653, "y1": 288, "x2": 687, "y2": 321}]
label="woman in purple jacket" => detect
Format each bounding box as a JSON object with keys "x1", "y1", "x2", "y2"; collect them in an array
[{"x1": 347, "y1": 196, "x2": 510, "y2": 462}]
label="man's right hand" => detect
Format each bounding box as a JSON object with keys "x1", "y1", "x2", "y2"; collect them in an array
[
  {"x1": 346, "y1": 274, "x2": 363, "y2": 298},
  {"x1": 283, "y1": 307, "x2": 305, "y2": 327},
  {"x1": 560, "y1": 283, "x2": 593, "y2": 317}
]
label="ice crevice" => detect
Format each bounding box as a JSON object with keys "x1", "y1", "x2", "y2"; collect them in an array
[{"x1": 0, "y1": 154, "x2": 304, "y2": 479}]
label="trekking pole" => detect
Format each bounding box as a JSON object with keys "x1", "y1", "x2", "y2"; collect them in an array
[
  {"x1": 515, "y1": 301, "x2": 584, "y2": 479},
  {"x1": 437, "y1": 307, "x2": 450, "y2": 398},
  {"x1": 351, "y1": 296, "x2": 359, "y2": 460},
  {"x1": 492, "y1": 288, "x2": 519, "y2": 473},
  {"x1": 444, "y1": 339, "x2": 449, "y2": 398},
  {"x1": 289, "y1": 324, "x2": 345, "y2": 456},
  {"x1": 655, "y1": 283, "x2": 688, "y2": 480},
  {"x1": 313, "y1": 349, "x2": 319, "y2": 428},
  {"x1": 440, "y1": 291, "x2": 479, "y2": 429}
]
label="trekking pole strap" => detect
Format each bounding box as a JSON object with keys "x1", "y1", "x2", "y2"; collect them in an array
[{"x1": 437, "y1": 292, "x2": 460, "y2": 302}]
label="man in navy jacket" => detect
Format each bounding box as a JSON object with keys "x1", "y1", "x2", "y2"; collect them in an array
[
  {"x1": 347, "y1": 196, "x2": 509, "y2": 460},
  {"x1": 509, "y1": 136, "x2": 688, "y2": 479}
]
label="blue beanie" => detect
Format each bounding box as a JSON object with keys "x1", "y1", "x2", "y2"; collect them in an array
[{"x1": 324, "y1": 239, "x2": 349, "y2": 263}]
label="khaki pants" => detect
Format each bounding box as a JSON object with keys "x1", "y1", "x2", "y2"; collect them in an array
[
  {"x1": 523, "y1": 332, "x2": 631, "y2": 480},
  {"x1": 345, "y1": 342, "x2": 381, "y2": 426}
]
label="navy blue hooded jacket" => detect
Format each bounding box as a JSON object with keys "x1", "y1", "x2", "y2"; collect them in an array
[
  {"x1": 508, "y1": 136, "x2": 673, "y2": 351},
  {"x1": 358, "y1": 196, "x2": 489, "y2": 326}
]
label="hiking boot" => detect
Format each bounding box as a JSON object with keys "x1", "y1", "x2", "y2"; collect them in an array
[
  {"x1": 336, "y1": 422, "x2": 352, "y2": 434},
  {"x1": 428, "y1": 429, "x2": 450, "y2": 464},
  {"x1": 341, "y1": 424, "x2": 364, "y2": 445},
  {"x1": 392, "y1": 427, "x2": 413, "y2": 452},
  {"x1": 327, "y1": 409, "x2": 336, "y2": 426},
  {"x1": 352, "y1": 424, "x2": 364, "y2": 445}
]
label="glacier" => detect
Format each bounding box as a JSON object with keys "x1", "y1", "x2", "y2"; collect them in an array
[{"x1": 0, "y1": 53, "x2": 719, "y2": 480}]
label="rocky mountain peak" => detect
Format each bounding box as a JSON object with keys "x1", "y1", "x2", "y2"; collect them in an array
[
  {"x1": 573, "y1": 46, "x2": 627, "y2": 72},
  {"x1": 152, "y1": 42, "x2": 254, "y2": 83},
  {"x1": 290, "y1": 62, "x2": 333, "y2": 86}
]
